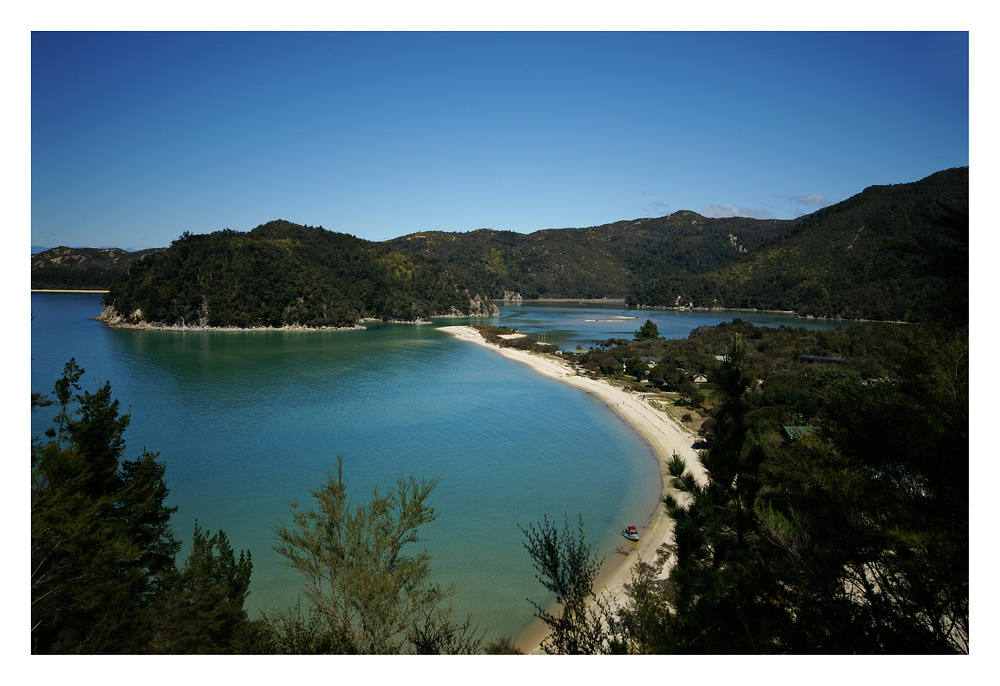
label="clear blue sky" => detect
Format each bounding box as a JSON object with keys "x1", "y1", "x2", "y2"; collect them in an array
[{"x1": 30, "y1": 31, "x2": 969, "y2": 250}]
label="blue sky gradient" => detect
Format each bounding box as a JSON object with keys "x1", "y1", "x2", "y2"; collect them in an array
[{"x1": 30, "y1": 31, "x2": 968, "y2": 250}]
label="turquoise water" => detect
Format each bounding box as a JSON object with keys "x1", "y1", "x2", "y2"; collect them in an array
[
  {"x1": 499, "y1": 301, "x2": 864, "y2": 351},
  {"x1": 30, "y1": 293, "x2": 864, "y2": 642},
  {"x1": 30, "y1": 294, "x2": 662, "y2": 641}
]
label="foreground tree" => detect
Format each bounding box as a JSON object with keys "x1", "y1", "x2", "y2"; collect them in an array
[
  {"x1": 757, "y1": 324, "x2": 968, "y2": 652},
  {"x1": 148, "y1": 522, "x2": 263, "y2": 653},
  {"x1": 658, "y1": 333, "x2": 787, "y2": 652},
  {"x1": 270, "y1": 456, "x2": 481, "y2": 654},
  {"x1": 524, "y1": 323, "x2": 968, "y2": 654},
  {"x1": 32, "y1": 361, "x2": 181, "y2": 652},
  {"x1": 521, "y1": 514, "x2": 624, "y2": 654},
  {"x1": 32, "y1": 361, "x2": 258, "y2": 653}
]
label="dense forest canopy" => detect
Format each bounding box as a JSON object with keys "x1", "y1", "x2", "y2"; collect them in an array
[
  {"x1": 98, "y1": 220, "x2": 498, "y2": 328},
  {"x1": 628, "y1": 168, "x2": 969, "y2": 321},
  {"x1": 388, "y1": 211, "x2": 796, "y2": 300}
]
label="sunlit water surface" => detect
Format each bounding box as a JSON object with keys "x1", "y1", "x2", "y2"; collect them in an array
[{"x1": 30, "y1": 294, "x2": 859, "y2": 641}]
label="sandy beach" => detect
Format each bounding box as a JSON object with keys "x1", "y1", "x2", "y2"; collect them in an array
[{"x1": 438, "y1": 326, "x2": 707, "y2": 654}]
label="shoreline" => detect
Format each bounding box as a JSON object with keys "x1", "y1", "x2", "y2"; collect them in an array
[
  {"x1": 501, "y1": 298, "x2": 907, "y2": 324},
  {"x1": 93, "y1": 318, "x2": 368, "y2": 333},
  {"x1": 89, "y1": 304, "x2": 492, "y2": 333},
  {"x1": 437, "y1": 325, "x2": 707, "y2": 654},
  {"x1": 31, "y1": 288, "x2": 110, "y2": 294}
]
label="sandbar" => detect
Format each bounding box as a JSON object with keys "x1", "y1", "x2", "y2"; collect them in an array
[{"x1": 438, "y1": 325, "x2": 707, "y2": 654}]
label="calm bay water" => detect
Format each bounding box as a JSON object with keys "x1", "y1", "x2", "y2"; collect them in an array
[
  {"x1": 498, "y1": 300, "x2": 859, "y2": 351},
  {"x1": 30, "y1": 293, "x2": 860, "y2": 641}
]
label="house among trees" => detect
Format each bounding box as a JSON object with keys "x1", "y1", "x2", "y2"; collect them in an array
[{"x1": 781, "y1": 425, "x2": 816, "y2": 441}]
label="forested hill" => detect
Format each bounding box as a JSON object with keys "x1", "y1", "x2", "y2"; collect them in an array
[
  {"x1": 389, "y1": 168, "x2": 967, "y2": 323},
  {"x1": 99, "y1": 220, "x2": 498, "y2": 329},
  {"x1": 32, "y1": 246, "x2": 164, "y2": 290},
  {"x1": 388, "y1": 212, "x2": 796, "y2": 300},
  {"x1": 630, "y1": 167, "x2": 968, "y2": 322}
]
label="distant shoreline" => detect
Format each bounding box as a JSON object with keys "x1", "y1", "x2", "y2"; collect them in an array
[
  {"x1": 93, "y1": 307, "x2": 367, "y2": 332},
  {"x1": 88, "y1": 303, "x2": 486, "y2": 332},
  {"x1": 500, "y1": 297, "x2": 626, "y2": 304},
  {"x1": 32, "y1": 288, "x2": 110, "y2": 294},
  {"x1": 438, "y1": 325, "x2": 707, "y2": 654},
  {"x1": 33, "y1": 290, "x2": 904, "y2": 325},
  {"x1": 500, "y1": 298, "x2": 908, "y2": 324}
]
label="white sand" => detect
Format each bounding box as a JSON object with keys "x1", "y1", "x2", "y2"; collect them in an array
[{"x1": 438, "y1": 326, "x2": 707, "y2": 653}]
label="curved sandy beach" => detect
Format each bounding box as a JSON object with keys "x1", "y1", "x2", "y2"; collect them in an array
[{"x1": 438, "y1": 326, "x2": 707, "y2": 654}]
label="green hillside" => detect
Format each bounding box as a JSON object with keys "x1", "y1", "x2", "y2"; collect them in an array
[
  {"x1": 389, "y1": 168, "x2": 967, "y2": 323},
  {"x1": 629, "y1": 168, "x2": 968, "y2": 322},
  {"x1": 100, "y1": 220, "x2": 497, "y2": 328},
  {"x1": 389, "y1": 212, "x2": 794, "y2": 299},
  {"x1": 31, "y1": 246, "x2": 164, "y2": 290}
]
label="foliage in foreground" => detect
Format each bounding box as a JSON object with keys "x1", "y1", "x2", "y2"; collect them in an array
[
  {"x1": 524, "y1": 325, "x2": 968, "y2": 653},
  {"x1": 269, "y1": 455, "x2": 483, "y2": 654},
  {"x1": 520, "y1": 515, "x2": 621, "y2": 654},
  {"x1": 32, "y1": 361, "x2": 488, "y2": 654},
  {"x1": 31, "y1": 361, "x2": 263, "y2": 653}
]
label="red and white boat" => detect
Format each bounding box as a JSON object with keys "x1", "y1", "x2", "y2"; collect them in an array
[{"x1": 621, "y1": 525, "x2": 639, "y2": 541}]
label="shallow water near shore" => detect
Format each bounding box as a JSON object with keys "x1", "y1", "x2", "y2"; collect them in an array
[
  {"x1": 30, "y1": 293, "x2": 866, "y2": 643},
  {"x1": 31, "y1": 293, "x2": 664, "y2": 640},
  {"x1": 498, "y1": 300, "x2": 862, "y2": 351}
]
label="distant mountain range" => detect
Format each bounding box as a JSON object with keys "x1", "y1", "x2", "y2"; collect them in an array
[
  {"x1": 31, "y1": 246, "x2": 165, "y2": 290},
  {"x1": 32, "y1": 245, "x2": 138, "y2": 254},
  {"x1": 31, "y1": 167, "x2": 967, "y2": 325}
]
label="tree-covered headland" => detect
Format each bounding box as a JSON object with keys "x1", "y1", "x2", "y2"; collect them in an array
[
  {"x1": 391, "y1": 168, "x2": 967, "y2": 322},
  {"x1": 100, "y1": 220, "x2": 498, "y2": 329},
  {"x1": 31, "y1": 246, "x2": 164, "y2": 291}
]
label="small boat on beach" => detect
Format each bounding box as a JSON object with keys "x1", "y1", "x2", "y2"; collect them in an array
[{"x1": 622, "y1": 525, "x2": 639, "y2": 541}]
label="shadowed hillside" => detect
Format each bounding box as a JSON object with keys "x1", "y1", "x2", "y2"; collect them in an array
[{"x1": 629, "y1": 168, "x2": 968, "y2": 322}]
